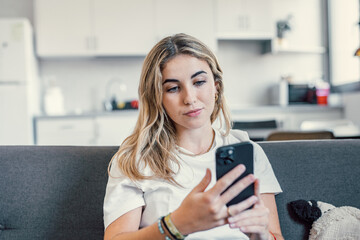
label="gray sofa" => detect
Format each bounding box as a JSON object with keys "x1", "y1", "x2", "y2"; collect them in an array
[{"x1": 1, "y1": 140, "x2": 359, "y2": 240}]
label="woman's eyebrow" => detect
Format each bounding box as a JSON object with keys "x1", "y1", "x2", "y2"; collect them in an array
[
  {"x1": 162, "y1": 79, "x2": 179, "y2": 85},
  {"x1": 191, "y1": 70, "x2": 207, "y2": 79},
  {"x1": 162, "y1": 70, "x2": 207, "y2": 85}
]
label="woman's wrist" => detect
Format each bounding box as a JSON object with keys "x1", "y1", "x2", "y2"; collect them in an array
[
  {"x1": 269, "y1": 231, "x2": 276, "y2": 240},
  {"x1": 167, "y1": 210, "x2": 192, "y2": 236},
  {"x1": 157, "y1": 218, "x2": 172, "y2": 240},
  {"x1": 157, "y1": 212, "x2": 189, "y2": 240},
  {"x1": 164, "y1": 213, "x2": 188, "y2": 239}
]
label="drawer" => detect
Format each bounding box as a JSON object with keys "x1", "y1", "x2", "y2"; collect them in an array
[
  {"x1": 35, "y1": 117, "x2": 95, "y2": 145},
  {"x1": 95, "y1": 114, "x2": 138, "y2": 146}
]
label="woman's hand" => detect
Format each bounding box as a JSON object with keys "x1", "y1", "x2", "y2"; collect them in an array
[
  {"x1": 170, "y1": 164, "x2": 256, "y2": 236},
  {"x1": 227, "y1": 179, "x2": 271, "y2": 240}
]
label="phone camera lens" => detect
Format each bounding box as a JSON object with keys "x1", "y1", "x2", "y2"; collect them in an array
[
  {"x1": 225, "y1": 158, "x2": 233, "y2": 165},
  {"x1": 220, "y1": 152, "x2": 227, "y2": 158},
  {"x1": 228, "y1": 149, "x2": 233, "y2": 155}
]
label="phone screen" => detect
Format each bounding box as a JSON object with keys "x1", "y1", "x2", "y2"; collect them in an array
[{"x1": 215, "y1": 142, "x2": 254, "y2": 207}]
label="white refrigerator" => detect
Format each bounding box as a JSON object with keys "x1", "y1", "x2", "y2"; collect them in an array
[{"x1": 0, "y1": 18, "x2": 40, "y2": 145}]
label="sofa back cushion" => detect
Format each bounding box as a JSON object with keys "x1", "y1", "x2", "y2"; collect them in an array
[
  {"x1": 0, "y1": 146, "x2": 118, "y2": 240},
  {"x1": 259, "y1": 140, "x2": 360, "y2": 240},
  {"x1": 1, "y1": 140, "x2": 359, "y2": 240}
]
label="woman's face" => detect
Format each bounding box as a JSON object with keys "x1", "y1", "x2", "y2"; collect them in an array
[{"x1": 161, "y1": 54, "x2": 218, "y2": 133}]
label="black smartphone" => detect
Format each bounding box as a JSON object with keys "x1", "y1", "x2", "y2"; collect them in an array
[{"x1": 215, "y1": 142, "x2": 254, "y2": 207}]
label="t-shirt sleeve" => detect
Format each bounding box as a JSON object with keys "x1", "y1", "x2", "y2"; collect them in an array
[
  {"x1": 252, "y1": 142, "x2": 282, "y2": 195},
  {"x1": 103, "y1": 159, "x2": 145, "y2": 230}
]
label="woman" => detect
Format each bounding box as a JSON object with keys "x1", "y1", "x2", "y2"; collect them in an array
[{"x1": 103, "y1": 33, "x2": 284, "y2": 240}]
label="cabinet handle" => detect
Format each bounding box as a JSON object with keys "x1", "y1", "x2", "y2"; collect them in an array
[
  {"x1": 238, "y1": 15, "x2": 250, "y2": 31},
  {"x1": 86, "y1": 36, "x2": 97, "y2": 50},
  {"x1": 93, "y1": 36, "x2": 97, "y2": 50},
  {"x1": 86, "y1": 37, "x2": 91, "y2": 50}
]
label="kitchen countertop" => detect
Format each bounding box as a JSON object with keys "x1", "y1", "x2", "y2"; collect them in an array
[
  {"x1": 35, "y1": 109, "x2": 139, "y2": 119},
  {"x1": 230, "y1": 104, "x2": 343, "y2": 114},
  {"x1": 34, "y1": 104, "x2": 343, "y2": 119}
]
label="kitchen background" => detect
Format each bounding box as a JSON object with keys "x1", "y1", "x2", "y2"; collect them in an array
[{"x1": 1, "y1": 0, "x2": 360, "y2": 145}]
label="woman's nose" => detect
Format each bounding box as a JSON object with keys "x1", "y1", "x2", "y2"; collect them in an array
[{"x1": 183, "y1": 87, "x2": 196, "y2": 105}]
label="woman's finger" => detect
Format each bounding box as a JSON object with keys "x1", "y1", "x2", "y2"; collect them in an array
[
  {"x1": 229, "y1": 208, "x2": 269, "y2": 231},
  {"x1": 254, "y1": 179, "x2": 261, "y2": 202},
  {"x1": 229, "y1": 205, "x2": 270, "y2": 223},
  {"x1": 227, "y1": 195, "x2": 258, "y2": 217},
  {"x1": 229, "y1": 213, "x2": 268, "y2": 228},
  {"x1": 238, "y1": 225, "x2": 269, "y2": 237},
  {"x1": 190, "y1": 168, "x2": 212, "y2": 194},
  {"x1": 207, "y1": 164, "x2": 246, "y2": 197},
  {"x1": 220, "y1": 174, "x2": 256, "y2": 206}
]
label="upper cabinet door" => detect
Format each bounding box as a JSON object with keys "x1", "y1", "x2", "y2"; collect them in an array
[
  {"x1": 34, "y1": 0, "x2": 217, "y2": 56},
  {"x1": 93, "y1": 0, "x2": 156, "y2": 56},
  {"x1": 216, "y1": 0, "x2": 274, "y2": 40},
  {"x1": 154, "y1": 0, "x2": 217, "y2": 52},
  {"x1": 34, "y1": 0, "x2": 94, "y2": 57}
]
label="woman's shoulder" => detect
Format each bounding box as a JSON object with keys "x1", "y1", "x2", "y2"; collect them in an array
[
  {"x1": 215, "y1": 128, "x2": 250, "y2": 145},
  {"x1": 228, "y1": 129, "x2": 250, "y2": 142}
]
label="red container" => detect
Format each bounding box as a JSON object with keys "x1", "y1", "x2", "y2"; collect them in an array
[{"x1": 316, "y1": 87, "x2": 330, "y2": 105}]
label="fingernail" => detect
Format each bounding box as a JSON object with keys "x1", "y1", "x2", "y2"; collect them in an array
[
  {"x1": 228, "y1": 217, "x2": 234, "y2": 223},
  {"x1": 237, "y1": 164, "x2": 245, "y2": 171},
  {"x1": 229, "y1": 223, "x2": 236, "y2": 228}
]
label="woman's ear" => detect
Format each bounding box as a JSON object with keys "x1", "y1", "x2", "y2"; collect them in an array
[
  {"x1": 214, "y1": 81, "x2": 220, "y2": 102},
  {"x1": 214, "y1": 80, "x2": 220, "y2": 93}
]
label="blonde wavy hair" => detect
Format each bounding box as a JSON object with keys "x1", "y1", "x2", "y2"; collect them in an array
[{"x1": 109, "y1": 33, "x2": 232, "y2": 185}]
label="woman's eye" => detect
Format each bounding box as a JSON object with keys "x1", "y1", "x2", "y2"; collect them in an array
[
  {"x1": 194, "y1": 80, "x2": 206, "y2": 86},
  {"x1": 167, "y1": 86, "x2": 179, "y2": 93}
]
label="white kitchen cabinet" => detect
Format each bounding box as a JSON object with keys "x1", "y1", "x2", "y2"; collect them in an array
[
  {"x1": 155, "y1": 0, "x2": 217, "y2": 51},
  {"x1": 34, "y1": 0, "x2": 94, "y2": 56},
  {"x1": 35, "y1": 117, "x2": 96, "y2": 145},
  {"x1": 93, "y1": 0, "x2": 156, "y2": 55},
  {"x1": 95, "y1": 112, "x2": 138, "y2": 146},
  {"x1": 35, "y1": 0, "x2": 157, "y2": 56},
  {"x1": 215, "y1": 0, "x2": 274, "y2": 40},
  {"x1": 263, "y1": 40, "x2": 326, "y2": 54},
  {"x1": 35, "y1": 0, "x2": 217, "y2": 56},
  {"x1": 262, "y1": 0, "x2": 325, "y2": 54},
  {"x1": 35, "y1": 112, "x2": 138, "y2": 146}
]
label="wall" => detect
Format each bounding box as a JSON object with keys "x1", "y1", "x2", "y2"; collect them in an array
[
  {"x1": 39, "y1": 57, "x2": 144, "y2": 114},
  {"x1": 342, "y1": 92, "x2": 360, "y2": 126},
  {"x1": 0, "y1": 0, "x2": 33, "y2": 22},
  {"x1": 217, "y1": 41, "x2": 323, "y2": 109},
  {"x1": 0, "y1": 0, "x2": 334, "y2": 113}
]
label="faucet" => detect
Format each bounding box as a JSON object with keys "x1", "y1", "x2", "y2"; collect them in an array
[{"x1": 104, "y1": 77, "x2": 127, "y2": 111}]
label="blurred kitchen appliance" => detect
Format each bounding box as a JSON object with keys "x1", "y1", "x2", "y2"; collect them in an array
[
  {"x1": 43, "y1": 76, "x2": 65, "y2": 115},
  {"x1": 0, "y1": 18, "x2": 40, "y2": 144},
  {"x1": 288, "y1": 84, "x2": 317, "y2": 104},
  {"x1": 271, "y1": 81, "x2": 317, "y2": 105},
  {"x1": 270, "y1": 76, "x2": 289, "y2": 106}
]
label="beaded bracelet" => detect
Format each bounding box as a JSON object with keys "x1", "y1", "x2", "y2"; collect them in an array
[
  {"x1": 162, "y1": 213, "x2": 188, "y2": 240},
  {"x1": 157, "y1": 218, "x2": 171, "y2": 240},
  {"x1": 161, "y1": 216, "x2": 177, "y2": 240}
]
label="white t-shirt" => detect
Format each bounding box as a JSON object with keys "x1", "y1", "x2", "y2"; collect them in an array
[{"x1": 103, "y1": 129, "x2": 282, "y2": 239}]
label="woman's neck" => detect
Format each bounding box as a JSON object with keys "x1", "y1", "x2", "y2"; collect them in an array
[{"x1": 176, "y1": 127, "x2": 215, "y2": 156}]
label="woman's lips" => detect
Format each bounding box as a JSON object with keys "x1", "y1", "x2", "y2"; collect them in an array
[{"x1": 184, "y1": 108, "x2": 202, "y2": 117}]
